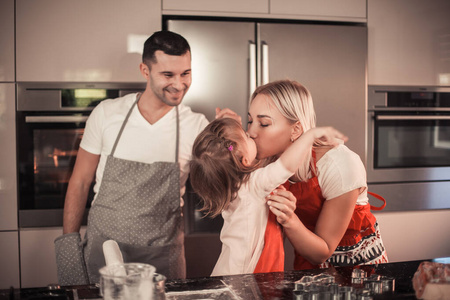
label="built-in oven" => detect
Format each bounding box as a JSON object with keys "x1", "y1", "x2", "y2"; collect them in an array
[
  {"x1": 16, "y1": 82, "x2": 145, "y2": 227},
  {"x1": 367, "y1": 85, "x2": 450, "y2": 211}
]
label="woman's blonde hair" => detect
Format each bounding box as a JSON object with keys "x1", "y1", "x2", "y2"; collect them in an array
[
  {"x1": 189, "y1": 118, "x2": 260, "y2": 217},
  {"x1": 251, "y1": 79, "x2": 327, "y2": 181}
]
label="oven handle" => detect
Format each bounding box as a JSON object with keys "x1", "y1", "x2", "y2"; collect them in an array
[
  {"x1": 376, "y1": 115, "x2": 450, "y2": 121},
  {"x1": 25, "y1": 116, "x2": 89, "y2": 123}
]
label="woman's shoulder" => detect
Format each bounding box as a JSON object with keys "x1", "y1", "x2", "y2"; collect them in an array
[
  {"x1": 318, "y1": 144, "x2": 362, "y2": 166},
  {"x1": 316, "y1": 144, "x2": 367, "y2": 200},
  {"x1": 316, "y1": 144, "x2": 366, "y2": 179}
]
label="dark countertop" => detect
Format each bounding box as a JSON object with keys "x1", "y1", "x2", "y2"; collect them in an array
[{"x1": 1, "y1": 259, "x2": 447, "y2": 299}]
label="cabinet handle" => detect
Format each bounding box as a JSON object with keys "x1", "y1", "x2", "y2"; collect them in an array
[
  {"x1": 261, "y1": 42, "x2": 269, "y2": 85},
  {"x1": 25, "y1": 116, "x2": 89, "y2": 123},
  {"x1": 249, "y1": 41, "x2": 257, "y2": 99},
  {"x1": 376, "y1": 115, "x2": 450, "y2": 121}
]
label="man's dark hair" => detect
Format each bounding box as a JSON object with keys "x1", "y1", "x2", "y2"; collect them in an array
[{"x1": 142, "y1": 31, "x2": 191, "y2": 67}]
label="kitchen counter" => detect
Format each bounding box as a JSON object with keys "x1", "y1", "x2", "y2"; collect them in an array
[{"x1": 1, "y1": 259, "x2": 446, "y2": 299}]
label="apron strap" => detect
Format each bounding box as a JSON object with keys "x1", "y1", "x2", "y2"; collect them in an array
[
  {"x1": 110, "y1": 93, "x2": 141, "y2": 156},
  {"x1": 175, "y1": 106, "x2": 179, "y2": 163},
  {"x1": 368, "y1": 191, "x2": 386, "y2": 211},
  {"x1": 311, "y1": 149, "x2": 318, "y2": 177}
]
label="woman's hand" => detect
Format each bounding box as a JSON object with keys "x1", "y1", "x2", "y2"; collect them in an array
[
  {"x1": 266, "y1": 185, "x2": 297, "y2": 226},
  {"x1": 215, "y1": 107, "x2": 242, "y2": 125}
]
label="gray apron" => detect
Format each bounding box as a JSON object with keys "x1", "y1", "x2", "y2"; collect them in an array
[{"x1": 83, "y1": 94, "x2": 185, "y2": 283}]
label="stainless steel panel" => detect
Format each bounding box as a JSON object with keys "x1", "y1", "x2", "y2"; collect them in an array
[
  {"x1": 19, "y1": 209, "x2": 89, "y2": 228},
  {"x1": 0, "y1": 83, "x2": 17, "y2": 230},
  {"x1": 368, "y1": 182, "x2": 450, "y2": 212},
  {"x1": 368, "y1": 85, "x2": 450, "y2": 110},
  {"x1": 17, "y1": 89, "x2": 63, "y2": 111},
  {"x1": 260, "y1": 23, "x2": 367, "y2": 160},
  {"x1": 168, "y1": 20, "x2": 255, "y2": 124},
  {"x1": 17, "y1": 82, "x2": 146, "y2": 111}
]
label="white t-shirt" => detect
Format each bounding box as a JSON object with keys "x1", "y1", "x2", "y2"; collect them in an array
[
  {"x1": 80, "y1": 93, "x2": 209, "y2": 203},
  {"x1": 211, "y1": 159, "x2": 292, "y2": 276},
  {"x1": 316, "y1": 144, "x2": 368, "y2": 205}
]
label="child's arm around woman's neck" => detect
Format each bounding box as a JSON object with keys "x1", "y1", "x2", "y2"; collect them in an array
[{"x1": 279, "y1": 127, "x2": 346, "y2": 174}]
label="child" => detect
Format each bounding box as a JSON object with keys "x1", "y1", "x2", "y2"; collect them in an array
[{"x1": 189, "y1": 117, "x2": 346, "y2": 276}]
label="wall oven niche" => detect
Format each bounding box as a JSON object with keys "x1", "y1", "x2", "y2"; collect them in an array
[
  {"x1": 367, "y1": 86, "x2": 450, "y2": 211},
  {"x1": 17, "y1": 82, "x2": 145, "y2": 227}
]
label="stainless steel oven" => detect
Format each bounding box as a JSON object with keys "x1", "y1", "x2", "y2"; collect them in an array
[
  {"x1": 367, "y1": 85, "x2": 450, "y2": 211},
  {"x1": 16, "y1": 82, "x2": 145, "y2": 227}
]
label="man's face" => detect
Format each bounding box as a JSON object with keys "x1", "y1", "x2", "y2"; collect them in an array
[{"x1": 147, "y1": 50, "x2": 192, "y2": 106}]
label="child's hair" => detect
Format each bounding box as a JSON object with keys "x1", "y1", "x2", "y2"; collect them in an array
[{"x1": 189, "y1": 118, "x2": 261, "y2": 217}]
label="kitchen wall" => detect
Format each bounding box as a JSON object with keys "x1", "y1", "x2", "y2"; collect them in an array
[{"x1": 1, "y1": 0, "x2": 449, "y2": 289}]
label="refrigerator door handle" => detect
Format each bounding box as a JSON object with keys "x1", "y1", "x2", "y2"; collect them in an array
[
  {"x1": 249, "y1": 41, "x2": 257, "y2": 98},
  {"x1": 261, "y1": 42, "x2": 269, "y2": 85}
]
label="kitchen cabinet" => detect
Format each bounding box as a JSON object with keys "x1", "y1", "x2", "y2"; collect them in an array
[
  {"x1": 163, "y1": 0, "x2": 268, "y2": 14},
  {"x1": 374, "y1": 210, "x2": 450, "y2": 263},
  {"x1": 16, "y1": 0, "x2": 161, "y2": 82},
  {"x1": 0, "y1": 0, "x2": 15, "y2": 81},
  {"x1": 163, "y1": 0, "x2": 366, "y2": 22},
  {"x1": 368, "y1": 0, "x2": 450, "y2": 86},
  {"x1": 0, "y1": 232, "x2": 20, "y2": 289},
  {"x1": 20, "y1": 228, "x2": 61, "y2": 288},
  {"x1": 0, "y1": 83, "x2": 17, "y2": 231},
  {"x1": 20, "y1": 227, "x2": 86, "y2": 288},
  {"x1": 270, "y1": 0, "x2": 366, "y2": 21}
]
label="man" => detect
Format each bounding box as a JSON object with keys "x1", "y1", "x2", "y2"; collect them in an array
[{"x1": 55, "y1": 31, "x2": 210, "y2": 284}]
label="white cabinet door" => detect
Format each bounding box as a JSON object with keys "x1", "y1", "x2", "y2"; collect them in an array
[
  {"x1": 270, "y1": 0, "x2": 366, "y2": 21},
  {"x1": 368, "y1": 0, "x2": 450, "y2": 86},
  {"x1": 0, "y1": 0, "x2": 14, "y2": 81},
  {"x1": 20, "y1": 228, "x2": 62, "y2": 288},
  {"x1": 16, "y1": 0, "x2": 161, "y2": 82},
  {"x1": 163, "y1": 0, "x2": 268, "y2": 14},
  {"x1": 0, "y1": 231, "x2": 20, "y2": 289},
  {"x1": 20, "y1": 227, "x2": 86, "y2": 288},
  {"x1": 0, "y1": 83, "x2": 17, "y2": 231}
]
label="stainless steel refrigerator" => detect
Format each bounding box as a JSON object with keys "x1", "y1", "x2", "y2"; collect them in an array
[
  {"x1": 168, "y1": 19, "x2": 367, "y2": 159},
  {"x1": 168, "y1": 19, "x2": 367, "y2": 277}
]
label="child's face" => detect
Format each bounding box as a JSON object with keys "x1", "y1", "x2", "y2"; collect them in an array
[{"x1": 241, "y1": 130, "x2": 258, "y2": 166}]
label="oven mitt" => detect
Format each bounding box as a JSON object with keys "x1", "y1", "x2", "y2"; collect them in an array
[{"x1": 54, "y1": 232, "x2": 89, "y2": 286}]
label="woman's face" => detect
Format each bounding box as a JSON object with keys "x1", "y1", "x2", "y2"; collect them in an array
[{"x1": 247, "y1": 94, "x2": 295, "y2": 160}]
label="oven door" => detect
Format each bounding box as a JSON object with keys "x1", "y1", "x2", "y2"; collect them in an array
[
  {"x1": 17, "y1": 112, "x2": 93, "y2": 227},
  {"x1": 367, "y1": 110, "x2": 450, "y2": 183}
]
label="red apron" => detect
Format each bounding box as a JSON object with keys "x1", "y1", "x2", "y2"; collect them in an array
[
  {"x1": 253, "y1": 210, "x2": 284, "y2": 273},
  {"x1": 283, "y1": 151, "x2": 387, "y2": 270}
]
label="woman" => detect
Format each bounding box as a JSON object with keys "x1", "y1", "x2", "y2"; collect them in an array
[{"x1": 247, "y1": 79, "x2": 388, "y2": 270}]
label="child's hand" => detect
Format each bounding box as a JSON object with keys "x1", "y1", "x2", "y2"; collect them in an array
[
  {"x1": 215, "y1": 107, "x2": 242, "y2": 125},
  {"x1": 311, "y1": 126, "x2": 348, "y2": 146},
  {"x1": 266, "y1": 186, "x2": 297, "y2": 226}
]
